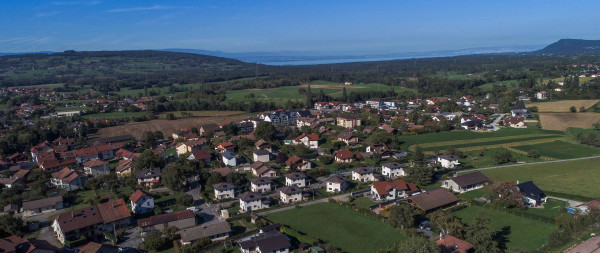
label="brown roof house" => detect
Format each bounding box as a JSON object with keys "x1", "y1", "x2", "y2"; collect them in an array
[
  {"x1": 325, "y1": 174, "x2": 348, "y2": 193},
  {"x1": 137, "y1": 210, "x2": 195, "y2": 235},
  {"x1": 285, "y1": 155, "x2": 311, "y2": 171},
  {"x1": 284, "y1": 172, "x2": 308, "y2": 188},
  {"x1": 408, "y1": 188, "x2": 459, "y2": 213},
  {"x1": 279, "y1": 185, "x2": 302, "y2": 204},
  {"x1": 371, "y1": 180, "x2": 420, "y2": 201},
  {"x1": 441, "y1": 172, "x2": 489, "y2": 193},
  {"x1": 213, "y1": 182, "x2": 235, "y2": 200},
  {"x1": 335, "y1": 150, "x2": 355, "y2": 163},
  {"x1": 239, "y1": 192, "x2": 270, "y2": 212},
  {"x1": 51, "y1": 167, "x2": 87, "y2": 191},
  {"x1": 434, "y1": 234, "x2": 474, "y2": 253},
  {"x1": 129, "y1": 189, "x2": 154, "y2": 214},
  {"x1": 83, "y1": 159, "x2": 109, "y2": 177},
  {"x1": 22, "y1": 196, "x2": 64, "y2": 217},
  {"x1": 135, "y1": 168, "x2": 161, "y2": 188},
  {"x1": 179, "y1": 220, "x2": 231, "y2": 245},
  {"x1": 352, "y1": 167, "x2": 376, "y2": 183},
  {"x1": 250, "y1": 178, "x2": 273, "y2": 193},
  {"x1": 251, "y1": 162, "x2": 277, "y2": 178}
]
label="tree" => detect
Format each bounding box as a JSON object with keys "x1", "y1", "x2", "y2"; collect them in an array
[
  {"x1": 527, "y1": 150, "x2": 540, "y2": 158},
  {"x1": 438, "y1": 118, "x2": 451, "y2": 131},
  {"x1": 318, "y1": 155, "x2": 334, "y2": 165},
  {"x1": 162, "y1": 164, "x2": 186, "y2": 191},
  {"x1": 465, "y1": 215, "x2": 502, "y2": 253},
  {"x1": 427, "y1": 210, "x2": 465, "y2": 237},
  {"x1": 406, "y1": 146, "x2": 434, "y2": 185},
  {"x1": 490, "y1": 181, "x2": 525, "y2": 209},
  {"x1": 570, "y1": 106, "x2": 577, "y2": 113},
  {"x1": 139, "y1": 230, "x2": 169, "y2": 252},
  {"x1": 0, "y1": 215, "x2": 26, "y2": 237},
  {"x1": 379, "y1": 235, "x2": 440, "y2": 253},
  {"x1": 275, "y1": 152, "x2": 289, "y2": 164},
  {"x1": 254, "y1": 122, "x2": 277, "y2": 141},
  {"x1": 342, "y1": 87, "x2": 348, "y2": 102},
  {"x1": 387, "y1": 203, "x2": 419, "y2": 229},
  {"x1": 134, "y1": 149, "x2": 165, "y2": 171},
  {"x1": 493, "y1": 149, "x2": 513, "y2": 165},
  {"x1": 594, "y1": 121, "x2": 600, "y2": 130}
]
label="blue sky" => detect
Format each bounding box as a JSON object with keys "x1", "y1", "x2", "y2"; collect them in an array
[{"x1": 1, "y1": 0, "x2": 599, "y2": 53}]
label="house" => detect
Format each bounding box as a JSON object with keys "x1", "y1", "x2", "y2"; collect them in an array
[
  {"x1": 215, "y1": 142, "x2": 235, "y2": 153},
  {"x1": 179, "y1": 221, "x2": 231, "y2": 244},
  {"x1": 442, "y1": 172, "x2": 489, "y2": 193},
  {"x1": 279, "y1": 185, "x2": 302, "y2": 204},
  {"x1": 381, "y1": 162, "x2": 406, "y2": 178},
  {"x1": 187, "y1": 149, "x2": 212, "y2": 164},
  {"x1": 371, "y1": 180, "x2": 420, "y2": 201},
  {"x1": 293, "y1": 133, "x2": 319, "y2": 149},
  {"x1": 255, "y1": 139, "x2": 272, "y2": 152},
  {"x1": 77, "y1": 242, "x2": 119, "y2": 253},
  {"x1": 352, "y1": 167, "x2": 376, "y2": 182},
  {"x1": 0, "y1": 235, "x2": 56, "y2": 253},
  {"x1": 434, "y1": 234, "x2": 474, "y2": 253},
  {"x1": 535, "y1": 91, "x2": 548, "y2": 100},
  {"x1": 252, "y1": 150, "x2": 270, "y2": 163},
  {"x1": 138, "y1": 210, "x2": 195, "y2": 235},
  {"x1": 510, "y1": 106, "x2": 528, "y2": 117},
  {"x1": 285, "y1": 155, "x2": 311, "y2": 171},
  {"x1": 52, "y1": 199, "x2": 131, "y2": 244},
  {"x1": 222, "y1": 151, "x2": 237, "y2": 167},
  {"x1": 336, "y1": 114, "x2": 361, "y2": 128},
  {"x1": 408, "y1": 188, "x2": 459, "y2": 213},
  {"x1": 115, "y1": 159, "x2": 133, "y2": 178},
  {"x1": 517, "y1": 181, "x2": 547, "y2": 207},
  {"x1": 285, "y1": 172, "x2": 308, "y2": 187},
  {"x1": 199, "y1": 123, "x2": 221, "y2": 136},
  {"x1": 176, "y1": 139, "x2": 207, "y2": 156},
  {"x1": 51, "y1": 167, "x2": 87, "y2": 191},
  {"x1": 250, "y1": 178, "x2": 273, "y2": 193},
  {"x1": 239, "y1": 192, "x2": 270, "y2": 212},
  {"x1": 460, "y1": 119, "x2": 483, "y2": 131},
  {"x1": 22, "y1": 196, "x2": 64, "y2": 217},
  {"x1": 335, "y1": 150, "x2": 355, "y2": 163},
  {"x1": 213, "y1": 182, "x2": 235, "y2": 200},
  {"x1": 251, "y1": 162, "x2": 277, "y2": 178},
  {"x1": 437, "y1": 155, "x2": 460, "y2": 169},
  {"x1": 4, "y1": 204, "x2": 18, "y2": 215},
  {"x1": 83, "y1": 159, "x2": 109, "y2": 176},
  {"x1": 0, "y1": 169, "x2": 29, "y2": 188},
  {"x1": 129, "y1": 189, "x2": 154, "y2": 214},
  {"x1": 366, "y1": 144, "x2": 391, "y2": 158},
  {"x1": 325, "y1": 174, "x2": 348, "y2": 193},
  {"x1": 337, "y1": 132, "x2": 359, "y2": 145},
  {"x1": 135, "y1": 167, "x2": 161, "y2": 188},
  {"x1": 504, "y1": 116, "x2": 525, "y2": 128},
  {"x1": 239, "y1": 230, "x2": 291, "y2": 253}
]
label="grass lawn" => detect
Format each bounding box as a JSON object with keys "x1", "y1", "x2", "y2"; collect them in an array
[
  {"x1": 350, "y1": 197, "x2": 376, "y2": 209},
  {"x1": 524, "y1": 198, "x2": 568, "y2": 219},
  {"x1": 266, "y1": 203, "x2": 404, "y2": 253},
  {"x1": 72, "y1": 186, "x2": 133, "y2": 209},
  {"x1": 460, "y1": 148, "x2": 545, "y2": 168},
  {"x1": 478, "y1": 80, "x2": 519, "y2": 92},
  {"x1": 479, "y1": 158, "x2": 600, "y2": 199},
  {"x1": 454, "y1": 205, "x2": 557, "y2": 251},
  {"x1": 513, "y1": 140, "x2": 600, "y2": 159},
  {"x1": 419, "y1": 134, "x2": 563, "y2": 152}
]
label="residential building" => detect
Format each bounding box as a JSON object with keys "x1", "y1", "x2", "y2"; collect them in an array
[
  {"x1": 187, "y1": 149, "x2": 212, "y2": 164},
  {"x1": 279, "y1": 186, "x2": 302, "y2": 204},
  {"x1": 510, "y1": 106, "x2": 528, "y2": 117},
  {"x1": 250, "y1": 178, "x2": 273, "y2": 193},
  {"x1": 504, "y1": 116, "x2": 526, "y2": 128},
  {"x1": 135, "y1": 168, "x2": 161, "y2": 188},
  {"x1": 176, "y1": 139, "x2": 207, "y2": 156},
  {"x1": 179, "y1": 221, "x2": 231, "y2": 245},
  {"x1": 336, "y1": 114, "x2": 361, "y2": 128},
  {"x1": 215, "y1": 142, "x2": 236, "y2": 153},
  {"x1": 442, "y1": 172, "x2": 489, "y2": 193},
  {"x1": 352, "y1": 167, "x2": 375, "y2": 182},
  {"x1": 213, "y1": 182, "x2": 235, "y2": 200},
  {"x1": 115, "y1": 159, "x2": 133, "y2": 178},
  {"x1": 381, "y1": 162, "x2": 406, "y2": 178},
  {"x1": 222, "y1": 151, "x2": 237, "y2": 167},
  {"x1": 325, "y1": 174, "x2": 348, "y2": 193},
  {"x1": 77, "y1": 242, "x2": 119, "y2": 253},
  {"x1": 293, "y1": 133, "x2": 319, "y2": 149},
  {"x1": 0, "y1": 169, "x2": 29, "y2": 188},
  {"x1": 239, "y1": 192, "x2": 270, "y2": 212},
  {"x1": 239, "y1": 230, "x2": 291, "y2": 253},
  {"x1": 408, "y1": 189, "x2": 459, "y2": 213},
  {"x1": 285, "y1": 172, "x2": 308, "y2": 187},
  {"x1": 251, "y1": 162, "x2": 277, "y2": 178},
  {"x1": 285, "y1": 155, "x2": 311, "y2": 171},
  {"x1": 337, "y1": 132, "x2": 359, "y2": 145},
  {"x1": 335, "y1": 150, "x2": 355, "y2": 163},
  {"x1": 437, "y1": 155, "x2": 460, "y2": 169},
  {"x1": 22, "y1": 196, "x2": 64, "y2": 217},
  {"x1": 434, "y1": 235, "x2": 474, "y2": 253},
  {"x1": 51, "y1": 167, "x2": 87, "y2": 191},
  {"x1": 199, "y1": 123, "x2": 221, "y2": 136},
  {"x1": 252, "y1": 150, "x2": 270, "y2": 163},
  {"x1": 366, "y1": 144, "x2": 391, "y2": 158},
  {"x1": 535, "y1": 91, "x2": 548, "y2": 100},
  {"x1": 83, "y1": 159, "x2": 109, "y2": 176},
  {"x1": 371, "y1": 180, "x2": 420, "y2": 201},
  {"x1": 129, "y1": 189, "x2": 154, "y2": 214},
  {"x1": 254, "y1": 139, "x2": 272, "y2": 152},
  {"x1": 517, "y1": 181, "x2": 547, "y2": 207},
  {"x1": 138, "y1": 210, "x2": 195, "y2": 235}
]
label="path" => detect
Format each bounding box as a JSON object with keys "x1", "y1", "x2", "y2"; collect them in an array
[
  {"x1": 548, "y1": 196, "x2": 583, "y2": 207},
  {"x1": 486, "y1": 114, "x2": 505, "y2": 132},
  {"x1": 459, "y1": 155, "x2": 600, "y2": 173}
]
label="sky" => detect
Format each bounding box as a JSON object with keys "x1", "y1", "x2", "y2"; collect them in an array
[{"x1": 1, "y1": 0, "x2": 600, "y2": 54}]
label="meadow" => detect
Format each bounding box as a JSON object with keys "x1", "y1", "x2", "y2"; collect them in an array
[
  {"x1": 528, "y1": 100, "x2": 599, "y2": 113},
  {"x1": 539, "y1": 112, "x2": 600, "y2": 131},
  {"x1": 477, "y1": 80, "x2": 519, "y2": 91},
  {"x1": 513, "y1": 140, "x2": 600, "y2": 159},
  {"x1": 266, "y1": 203, "x2": 404, "y2": 253}
]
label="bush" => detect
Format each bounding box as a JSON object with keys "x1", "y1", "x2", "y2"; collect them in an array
[
  {"x1": 319, "y1": 155, "x2": 334, "y2": 165},
  {"x1": 177, "y1": 193, "x2": 195, "y2": 207},
  {"x1": 527, "y1": 150, "x2": 541, "y2": 158}
]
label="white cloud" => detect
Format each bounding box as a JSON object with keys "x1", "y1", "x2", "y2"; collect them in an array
[
  {"x1": 52, "y1": 1, "x2": 101, "y2": 5},
  {"x1": 36, "y1": 11, "x2": 60, "y2": 18},
  {"x1": 107, "y1": 5, "x2": 178, "y2": 13}
]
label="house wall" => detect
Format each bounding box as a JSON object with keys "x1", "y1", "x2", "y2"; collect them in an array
[
  {"x1": 251, "y1": 183, "x2": 271, "y2": 193},
  {"x1": 223, "y1": 157, "x2": 236, "y2": 167},
  {"x1": 280, "y1": 192, "x2": 301, "y2": 204},
  {"x1": 285, "y1": 178, "x2": 306, "y2": 187},
  {"x1": 253, "y1": 154, "x2": 269, "y2": 163},
  {"x1": 215, "y1": 189, "x2": 235, "y2": 199},
  {"x1": 133, "y1": 196, "x2": 155, "y2": 214},
  {"x1": 352, "y1": 172, "x2": 374, "y2": 182}
]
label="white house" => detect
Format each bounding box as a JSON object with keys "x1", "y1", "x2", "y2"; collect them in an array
[
  {"x1": 250, "y1": 177, "x2": 273, "y2": 193},
  {"x1": 279, "y1": 186, "x2": 302, "y2": 204},
  {"x1": 535, "y1": 91, "x2": 548, "y2": 100},
  {"x1": 442, "y1": 172, "x2": 489, "y2": 193},
  {"x1": 371, "y1": 179, "x2": 420, "y2": 201},
  {"x1": 252, "y1": 149, "x2": 270, "y2": 163},
  {"x1": 352, "y1": 167, "x2": 376, "y2": 183},
  {"x1": 293, "y1": 133, "x2": 319, "y2": 149},
  {"x1": 381, "y1": 162, "x2": 406, "y2": 178},
  {"x1": 222, "y1": 151, "x2": 237, "y2": 167},
  {"x1": 325, "y1": 174, "x2": 348, "y2": 193},
  {"x1": 285, "y1": 172, "x2": 308, "y2": 187},
  {"x1": 517, "y1": 181, "x2": 548, "y2": 207},
  {"x1": 437, "y1": 155, "x2": 460, "y2": 169},
  {"x1": 129, "y1": 189, "x2": 154, "y2": 214},
  {"x1": 213, "y1": 182, "x2": 235, "y2": 200},
  {"x1": 239, "y1": 192, "x2": 270, "y2": 212}
]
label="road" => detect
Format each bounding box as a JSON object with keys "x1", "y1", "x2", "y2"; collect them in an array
[
  {"x1": 486, "y1": 114, "x2": 505, "y2": 132},
  {"x1": 256, "y1": 192, "x2": 353, "y2": 216},
  {"x1": 547, "y1": 196, "x2": 583, "y2": 207},
  {"x1": 459, "y1": 155, "x2": 600, "y2": 173}
]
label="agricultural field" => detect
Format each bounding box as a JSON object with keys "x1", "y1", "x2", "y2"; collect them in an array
[
  {"x1": 95, "y1": 114, "x2": 248, "y2": 139},
  {"x1": 539, "y1": 112, "x2": 600, "y2": 131},
  {"x1": 418, "y1": 134, "x2": 564, "y2": 152},
  {"x1": 454, "y1": 205, "x2": 557, "y2": 251},
  {"x1": 460, "y1": 148, "x2": 546, "y2": 168},
  {"x1": 528, "y1": 100, "x2": 599, "y2": 113},
  {"x1": 266, "y1": 203, "x2": 404, "y2": 253},
  {"x1": 478, "y1": 158, "x2": 600, "y2": 200},
  {"x1": 82, "y1": 111, "x2": 147, "y2": 119},
  {"x1": 513, "y1": 140, "x2": 600, "y2": 159},
  {"x1": 477, "y1": 80, "x2": 519, "y2": 92}
]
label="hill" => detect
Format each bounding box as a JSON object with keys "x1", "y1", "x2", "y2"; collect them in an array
[{"x1": 534, "y1": 39, "x2": 600, "y2": 55}]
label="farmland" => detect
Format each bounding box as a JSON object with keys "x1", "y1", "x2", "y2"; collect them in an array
[
  {"x1": 528, "y1": 100, "x2": 599, "y2": 113},
  {"x1": 460, "y1": 148, "x2": 545, "y2": 168},
  {"x1": 539, "y1": 112, "x2": 600, "y2": 131},
  {"x1": 454, "y1": 205, "x2": 557, "y2": 251},
  {"x1": 477, "y1": 80, "x2": 519, "y2": 92},
  {"x1": 513, "y1": 140, "x2": 600, "y2": 159},
  {"x1": 266, "y1": 203, "x2": 404, "y2": 253},
  {"x1": 95, "y1": 113, "x2": 247, "y2": 139},
  {"x1": 478, "y1": 158, "x2": 600, "y2": 200}
]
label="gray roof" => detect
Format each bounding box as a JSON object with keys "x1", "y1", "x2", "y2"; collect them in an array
[
  {"x1": 381, "y1": 162, "x2": 403, "y2": 169},
  {"x1": 22, "y1": 196, "x2": 63, "y2": 211},
  {"x1": 437, "y1": 155, "x2": 458, "y2": 161},
  {"x1": 179, "y1": 221, "x2": 231, "y2": 243},
  {"x1": 285, "y1": 172, "x2": 307, "y2": 180},
  {"x1": 353, "y1": 167, "x2": 373, "y2": 174},
  {"x1": 449, "y1": 172, "x2": 489, "y2": 188},
  {"x1": 252, "y1": 149, "x2": 270, "y2": 156},
  {"x1": 222, "y1": 150, "x2": 236, "y2": 160},
  {"x1": 239, "y1": 192, "x2": 263, "y2": 202},
  {"x1": 325, "y1": 174, "x2": 346, "y2": 184},
  {"x1": 239, "y1": 230, "x2": 290, "y2": 252},
  {"x1": 279, "y1": 185, "x2": 302, "y2": 195},
  {"x1": 135, "y1": 167, "x2": 161, "y2": 179},
  {"x1": 213, "y1": 182, "x2": 235, "y2": 191},
  {"x1": 250, "y1": 177, "x2": 273, "y2": 185}
]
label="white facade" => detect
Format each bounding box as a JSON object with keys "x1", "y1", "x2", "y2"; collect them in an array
[
  {"x1": 285, "y1": 177, "x2": 307, "y2": 188},
  {"x1": 352, "y1": 171, "x2": 375, "y2": 182},
  {"x1": 280, "y1": 191, "x2": 302, "y2": 204},
  {"x1": 214, "y1": 188, "x2": 235, "y2": 200},
  {"x1": 381, "y1": 164, "x2": 405, "y2": 178},
  {"x1": 251, "y1": 181, "x2": 272, "y2": 193}
]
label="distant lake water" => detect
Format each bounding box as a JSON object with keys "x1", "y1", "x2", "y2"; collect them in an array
[{"x1": 259, "y1": 56, "x2": 413, "y2": 66}]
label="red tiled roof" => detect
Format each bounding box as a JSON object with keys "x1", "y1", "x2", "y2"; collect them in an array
[
  {"x1": 191, "y1": 149, "x2": 211, "y2": 160},
  {"x1": 435, "y1": 235, "x2": 474, "y2": 253},
  {"x1": 129, "y1": 189, "x2": 147, "y2": 203},
  {"x1": 335, "y1": 150, "x2": 354, "y2": 159},
  {"x1": 285, "y1": 155, "x2": 304, "y2": 166},
  {"x1": 55, "y1": 205, "x2": 104, "y2": 233},
  {"x1": 83, "y1": 158, "x2": 108, "y2": 168},
  {"x1": 96, "y1": 199, "x2": 131, "y2": 223},
  {"x1": 372, "y1": 179, "x2": 410, "y2": 195}
]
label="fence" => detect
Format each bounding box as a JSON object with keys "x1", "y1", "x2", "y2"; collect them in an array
[
  {"x1": 470, "y1": 201, "x2": 555, "y2": 224},
  {"x1": 351, "y1": 189, "x2": 370, "y2": 197}
]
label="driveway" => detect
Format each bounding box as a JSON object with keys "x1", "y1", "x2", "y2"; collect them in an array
[
  {"x1": 485, "y1": 114, "x2": 505, "y2": 131},
  {"x1": 118, "y1": 227, "x2": 142, "y2": 249},
  {"x1": 548, "y1": 196, "x2": 583, "y2": 207}
]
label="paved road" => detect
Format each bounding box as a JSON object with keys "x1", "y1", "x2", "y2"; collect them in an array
[
  {"x1": 459, "y1": 155, "x2": 600, "y2": 173},
  {"x1": 486, "y1": 114, "x2": 505, "y2": 131},
  {"x1": 548, "y1": 196, "x2": 583, "y2": 207}
]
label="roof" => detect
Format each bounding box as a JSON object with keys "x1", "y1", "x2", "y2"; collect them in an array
[
  {"x1": 190, "y1": 149, "x2": 211, "y2": 160},
  {"x1": 352, "y1": 167, "x2": 373, "y2": 175},
  {"x1": 517, "y1": 181, "x2": 546, "y2": 203},
  {"x1": 285, "y1": 155, "x2": 305, "y2": 166},
  {"x1": 222, "y1": 150, "x2": 236, "y2": 160},
  {"x1": 22, "y1": 196, "x2": 63, "y2": 211},
  {"x1": 55, "y1": 205, "x2": 104, "y2": 233},
  {"x1": 336, "y1": 150, "x2": 354, "y2": 159},
  {"x1": 438, "y1": 155, "x2": 458, "y2": 161},
  {"x1": 135, "y1": 167, "x2": 161, "y2": 179},
  {"x1": 252, "y1": 149, "x2": 270, "y2": 156},
  {"x1": 325, "y1": 174, "x2": 346, "y2": 184},
  {"x1": 280, "y1": 185, "x2": 302, "y2": 195},
  {"x1": 201, "y1": 123, "x2": 221, "y2": 132},
  {"x1": 239, "y1": 231, "x2": 290, "y2": 252},
  {"x1": 239, "y1": 192, "x2": 263, "y2": 202},
  {"x1": 294, "y1": 133, "x2": 319, "y2": 142},
  {"x1": 96, "y1": 199, "x2": 131, "y2": 223},
  {"x1": 83, "y1": 158, "x2": 108, "y2": 168},
  {"x1": 250, "y1": 177, "x2": 273, "y2": 185},
  {"x1": 381, "y1": 162, "x2": 403, "y2": 169},
  {"x1": 566, "y1": 235, "x2": 600, "y2": 253},
  {"x1": 338, "y1": 132, "x2": 356, "y2": 140},
  {"x1": 0, "y1": 238, "x2": 15, "y2": 253},
  {"x1": 255, "y1": 139, "x2": 270, "y2": 148},
  {"x1": 137, "y1": 210, "x2": 194, "y2": 227},
  {"x1": 129, "y1": 189, "x2": 148, "y2": 204},
  {"x1": 213, "y1": 167, "x2": 232, "y2": 177},
  {"x1": 371, "y1": 179, "x2": 416, "y2": 196},
  {"x1": 409, "y1": 189, "x2": 459, "y2": 212},
  {"x1": 179, "y1": 221, "x2": 231, "y2": 243},
  {"x1": 77, "y1": 242, "x2": 119, "y2": 253},
  {"x1": 448, "y1": 172, "x2": 489, "y2": 188},
  {"x1": 217, "y1": 141, "x2": 235, "y2": 148},
  {"x1": 435, "y1": 235, "x2": 474, "y2": 253},
  {"x1": 285, "y1": 172, "x2": 307, "y2": 180},
  {"x1": 52, "y1": 167, "x2": 86, "y2": 183},
  {"x1": 213, "y1": 182, "x2": 235, "y2": 191}
]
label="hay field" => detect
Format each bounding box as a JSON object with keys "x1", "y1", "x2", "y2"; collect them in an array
[
  {"x1": 539, "y1": 113, "x2": 600, "y2": 131},
  {"x1": 528, "y1": 100, "x2": 599, "y2": 112}
]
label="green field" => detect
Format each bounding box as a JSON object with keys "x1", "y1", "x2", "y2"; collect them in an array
[
  {"x1": 479, "y1": 158, "x2": 600, "y2": 199},
  {"x1": 420, "y1": 134, "x2": 563, "y2": 152},
  {"x1": 513, "y1": 140, "x2": 600, "y2": 159},
  {"x1": 82, "y1": 111, "x2": 147, "y2": 119},
  {"x1": 266, "y1": 203, "x2": 403, "y2": 253},
  {"x1": 454, "y1": 205, "x2": 557, "y2": 251},
  {"x1": 350, "y1": 197, "x2": 376, "y2": 210},
  {"x1": 460, "y1": 148, "x2": 545, "y2": 168},
  {"x1": 478, "y1": 80, "x2": 519, "y2": 92}
]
